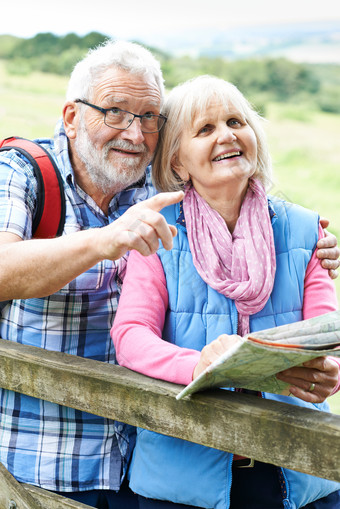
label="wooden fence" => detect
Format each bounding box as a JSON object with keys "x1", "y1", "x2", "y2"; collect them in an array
[{"x1": 0, "y1": 337, "x2": 339, "y2": 508}]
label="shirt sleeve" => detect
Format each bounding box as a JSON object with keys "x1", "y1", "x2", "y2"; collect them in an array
[
  {"x1": 0, "y1": 153, "x2": 36, "y2": 238},
  {"x1": 111, "y1": 250, "x2": 201, "y2": 386},
  {"x1": 303, "y1": 224, "x2": 340, "y2": 394}
]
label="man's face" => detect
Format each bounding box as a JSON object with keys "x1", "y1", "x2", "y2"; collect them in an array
[{"x1": 73, "y1": 67, "x2": 161, "y2": 194}]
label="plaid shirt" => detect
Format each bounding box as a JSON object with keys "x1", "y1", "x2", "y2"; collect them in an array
[{"x1": 0, "y1": 120, "x2": 155, "y2": 492}]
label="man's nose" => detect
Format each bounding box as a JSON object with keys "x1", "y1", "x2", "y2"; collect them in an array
[{"x1": 120, "y1": 118, "x2": 145, "y2": 145}]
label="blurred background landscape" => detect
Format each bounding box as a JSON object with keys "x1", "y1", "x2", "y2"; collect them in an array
[{"x1": 0, "y1": 0, "x2": 339, "y2": 411}]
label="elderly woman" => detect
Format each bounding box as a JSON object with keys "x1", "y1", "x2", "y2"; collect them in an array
[{"x1": 111, "y1": 76, "x2": 340, "y2": 509}]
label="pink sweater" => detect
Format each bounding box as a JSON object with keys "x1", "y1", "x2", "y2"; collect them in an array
[{"x1": 112, "y1": 225, "x2": 340, "y2": 392}]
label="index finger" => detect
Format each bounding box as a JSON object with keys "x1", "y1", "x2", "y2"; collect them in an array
[{"x1": 143, "y1": 191, "x2": 184, "y2": 212}]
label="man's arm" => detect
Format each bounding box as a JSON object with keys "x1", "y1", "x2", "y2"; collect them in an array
[{"x1": 0, "y1": 191, "x2": 183, "y2": 300}]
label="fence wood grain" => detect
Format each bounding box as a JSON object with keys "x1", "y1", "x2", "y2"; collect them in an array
[
  {"x1": 0, "y1": 461, "x2": 96, "y2": 508},
  {"x1": 0, "y1": 338, "x2": 339, "y2": 485},
  {"x1": 0, "y1": 462, "x2": 44, "y2": 509}
]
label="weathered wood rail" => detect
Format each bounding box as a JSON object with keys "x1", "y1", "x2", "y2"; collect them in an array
[{"x1": 0, "y1": 337, "x2": 339, "y2": 508}]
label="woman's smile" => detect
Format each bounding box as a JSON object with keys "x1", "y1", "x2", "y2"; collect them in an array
[{"x1": 212, "y1": 150, "x2": 242, "y2": 162}]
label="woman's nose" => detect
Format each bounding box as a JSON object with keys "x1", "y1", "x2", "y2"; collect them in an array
[{"x1": 217, "y1": 124, "x2": 237, "y2": 143}]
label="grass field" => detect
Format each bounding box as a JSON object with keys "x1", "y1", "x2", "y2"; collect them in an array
[
  {"x1": 264, "y1": 104, "x2": 340, "y2": 414},
  {"x1": 0, "y1": 60, "x2": 340, "y2": 413}
]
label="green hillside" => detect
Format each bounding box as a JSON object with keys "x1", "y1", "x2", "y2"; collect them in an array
[{"x1": 0, "y1": 59, "x2": 339, "y2": 414}]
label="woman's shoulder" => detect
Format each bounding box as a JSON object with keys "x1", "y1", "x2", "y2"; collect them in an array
[
  {"x1": 268, "y1": 195, "x2": 319, "y2": 250},
  {"x1": 268, "y1": 195, "x2": 319, "y2": 224}
]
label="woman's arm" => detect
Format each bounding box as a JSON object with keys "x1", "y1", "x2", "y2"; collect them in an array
[
  {"x1": 111, "y1": 250, "x2": 200, "y2": 385},
  {"x1": 303, "y1": 225, "x2": 338, "y2": 319},
  {"x1": 304, "y1": 225, "x2": 340, "y2": 393}
]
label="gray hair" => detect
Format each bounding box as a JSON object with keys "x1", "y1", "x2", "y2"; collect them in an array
[
  {"x1": 66, "y1": 39, "x2": 164, "y2": 103},
  {"x1": 152, "y1": 75, "x2": 272, "y2": 192}
]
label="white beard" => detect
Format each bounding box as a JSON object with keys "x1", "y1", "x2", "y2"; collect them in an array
[{"x1": 74, "y1": 121, "x2": 151, "y2": 194}]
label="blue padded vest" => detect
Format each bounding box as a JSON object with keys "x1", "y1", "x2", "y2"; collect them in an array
[{"x1": 129, "y1": 197, "x2": 340, "y2": 509}]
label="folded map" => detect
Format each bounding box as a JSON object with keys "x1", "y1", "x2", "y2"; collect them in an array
[{"x1": 176, "y1": 310, "x2": 340, "y2": 400}]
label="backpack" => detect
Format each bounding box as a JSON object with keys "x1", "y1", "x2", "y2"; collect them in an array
[{"x1": 0, "y1": 137, "x2": 66, "y2": 238}]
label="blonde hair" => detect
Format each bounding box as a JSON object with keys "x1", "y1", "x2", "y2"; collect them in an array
[{"x1": 152, "y1": 75, "x2": 272, "y2": 192}]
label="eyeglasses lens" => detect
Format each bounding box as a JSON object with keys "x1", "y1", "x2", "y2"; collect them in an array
[{"x1": 105, "y1": 110, "x2": 164, "y2": 133}]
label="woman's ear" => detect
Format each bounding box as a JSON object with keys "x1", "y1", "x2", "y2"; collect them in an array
[
  {"x1": 171, "y1": 154, "x2": 189, "y2": 182},
  {"x1": 63, "y1": 101, "x2": 78, "y2": 140}
]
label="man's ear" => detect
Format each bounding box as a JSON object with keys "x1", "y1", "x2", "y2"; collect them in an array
[
  {"x1": 171, "y1": 154, "x2": 189, "y2": 182},
  {"x1": 63, "y1": 102, "x2": 78, "y2": 139}
]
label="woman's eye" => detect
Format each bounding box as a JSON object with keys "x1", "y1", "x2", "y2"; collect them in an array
[
  {"x1": 227, "y1": 118, "x2": 242, "y2": 127},
  {"x1": 198, "y1": 124, "x2": 213, "y2": 135}
]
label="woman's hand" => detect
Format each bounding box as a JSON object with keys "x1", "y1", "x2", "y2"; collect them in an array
[
  {"x1": 276, "y1": 356, "x2": 339, "y2": 403},
  {"x1": 193, "y1": 334, "x2": 241, "y2": 380}
]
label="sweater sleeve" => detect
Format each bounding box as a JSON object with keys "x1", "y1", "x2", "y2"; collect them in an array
[
  {"x1": 303, "y1": 224, "x2": 338, "y2": 319},
  {"x1": 111, "y1": 250, "x2": 201, "y2": 386},
  {"x1": 303, "y1": 224, "x2": 340, "y2": 394}
]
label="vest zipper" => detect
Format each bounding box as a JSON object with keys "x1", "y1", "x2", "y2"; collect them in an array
[
  {"x1": 232, "y1": 303, "x2": 238, "y2": 335},
  {"x1": 226, "y1": 454, "x2": 233, "y2": 509},
  {"x1": 262, "y1": 393, "x2": 292, "y2": 508}
]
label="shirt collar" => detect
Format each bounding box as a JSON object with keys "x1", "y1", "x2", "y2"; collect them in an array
[
  {"x1": 53, "y1": 118, "x2": 76, "y2": 184},
  {"x1": 176, "y1": 200, "x2": 186, "y2": 228},
  {"x1": 124, "y1": 173, "x2": 147, "y2": 191}
]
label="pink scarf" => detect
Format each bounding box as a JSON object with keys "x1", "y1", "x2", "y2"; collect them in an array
[{"x1": 183, "y1": 179, "x2": 276, "y2": 336}]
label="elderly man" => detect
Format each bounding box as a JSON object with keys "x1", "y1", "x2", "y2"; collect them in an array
[
  {"x1": 0, "y1": 40, "x2": 338, "y2": 508},
  {"x1": 0, "y1": 40, "x2": 182, "y2": 508}
]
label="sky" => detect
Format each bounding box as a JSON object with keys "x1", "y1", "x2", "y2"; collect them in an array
[{"x1": 1, "y1": 0, "x2": 340, "y2": 44}]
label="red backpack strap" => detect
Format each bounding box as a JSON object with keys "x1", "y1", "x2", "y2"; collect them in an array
[{"x1": 0, "y1": 137, "x2": 66, "y2": 238}]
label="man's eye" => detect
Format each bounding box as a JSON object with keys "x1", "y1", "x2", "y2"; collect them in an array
[
  {"x1": 110, "y1": 107, "x2": 122, "y2": 116},
  {"x1": 143, "y1": 112, "x2": 155, "y2": 119}
]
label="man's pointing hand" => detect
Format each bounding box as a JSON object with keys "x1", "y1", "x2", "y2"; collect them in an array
[{"x1": 99, "y1": 191, "x2": 184, "y2": 260}]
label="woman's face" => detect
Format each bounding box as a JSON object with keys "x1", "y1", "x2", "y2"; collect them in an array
[{"x1": 173, "y1": 100, "x2": 258, "y2": 201}]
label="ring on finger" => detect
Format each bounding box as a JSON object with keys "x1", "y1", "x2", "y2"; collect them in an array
[{"x1": 309, "y1": 382, "x2": 316, "y2": 392}]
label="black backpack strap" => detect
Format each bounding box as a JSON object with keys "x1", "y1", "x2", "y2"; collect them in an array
[{"x1": 0, "y1": 137, "x2": 66, "y2": 238}]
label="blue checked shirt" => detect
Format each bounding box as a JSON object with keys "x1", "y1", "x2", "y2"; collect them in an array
[{"x1": 0, "y1": 120, "x2": 155, "y2": 492}]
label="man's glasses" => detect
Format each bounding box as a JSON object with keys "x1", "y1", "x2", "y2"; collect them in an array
[{"x1": 75, "y1": 99, "x2": 167, "y2": 133}]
